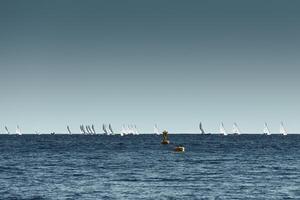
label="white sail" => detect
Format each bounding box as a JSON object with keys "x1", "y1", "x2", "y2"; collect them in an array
[
  {"x1": 280, "y1": 122, "x2": 287, "y2": 136},
  {"x1": 133, "y1": 125, "x2": 139, "y2": 135},
  {"x1": 88, "y1": 125, "x2": 93, "y2": 134},
  {"x1": 91, "y1": 125, "x2": 96, "y2": 134},
  {"x1": 108, "y1": 124, "x2": 114, "y2": 135},
  {"x1": 67, "y1": 126, "x2": 72, "y2": 134},
  {"x1": 86, "y1": 125, "x2": 91, "y2": 134},
  {"x1": 103, "y1": 124, "x2": 108, "y2": 135},
  {"x1": 80, "y1": 125, "x2": 84, "y2": 134},
  {"x1": 5, "y1": 126, "x2": 10, "y2": 134},
  {"x1": 220, "y1": 123, "x2": 227, "y2": 135},
  {"x1": 263, "y1": 123, "x2": 271, "y2": 135},
  {"x1": 82, "y1": 125, "x2": 87, "y2": 134},
  {"x1": 131, "y1": 125, "x2": 135, "y2": 134},
  {"x1": 127, "y1": 125, "x2": 133, "y2": 135},
  {"x1": 16, "y1": 125, "x2": 22, "y2": 135},
  {"x1": 121, "y1": 125, "x2": 126, "y2": 135},
  {"x1": 232, "y1": 123, "x2": 241, "y2": 135},
  {"x1": 116, "y1": 127, "x2": 124, "y2": 136},
  {"x1": 154, "y1": 124, "x2": 160, "y2": 135},
  {"x1": 199, "y1": 122, "x2": 205, "y2": 134}
]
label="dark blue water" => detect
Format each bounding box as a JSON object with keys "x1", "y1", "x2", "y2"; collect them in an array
[{"x1": 0, "y1": 134, "x2": 299, "y2": 199}]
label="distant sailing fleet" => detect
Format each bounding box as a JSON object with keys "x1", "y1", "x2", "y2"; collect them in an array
[
  {"x1": 216, "y1": 122, "x2": 287, "y2": 136},
  {"x1": 1, "y1": 122, "x2": 289, "y2": 136}
]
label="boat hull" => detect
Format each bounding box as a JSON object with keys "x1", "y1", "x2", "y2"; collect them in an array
[
  {"x1": 161, "y1": 140, "x2": 170, "y2": 144},
  {"x1": 174, "y1": 146, "x2": 185, "y2": 152}
]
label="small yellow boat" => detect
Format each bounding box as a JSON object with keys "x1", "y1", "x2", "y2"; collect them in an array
[{"x1": 174, "y1": 146, "x2": 185, "y2": 152}]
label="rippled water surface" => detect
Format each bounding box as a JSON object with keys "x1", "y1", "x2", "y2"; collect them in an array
[{"x1": 0, "y1": 134, "x2": 299, "y2": 199}]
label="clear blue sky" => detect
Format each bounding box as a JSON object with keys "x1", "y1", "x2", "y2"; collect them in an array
[{"x1": 1, "y1": 0, "x2": 300, "y2": 133}]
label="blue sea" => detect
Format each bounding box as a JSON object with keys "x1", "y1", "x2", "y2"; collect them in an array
[{"x1": 0, "y1": 134, "x2": 299, "y2": 199}]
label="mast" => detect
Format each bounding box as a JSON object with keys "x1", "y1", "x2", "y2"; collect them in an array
[
  {"x1": 199, "y1": 122, "x2": 205, "y2": 134},
  {"x1": 280, "y1": 122, "x2": 287, "y2": 136}
]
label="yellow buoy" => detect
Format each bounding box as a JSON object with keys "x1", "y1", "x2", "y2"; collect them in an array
[{"x1": 161, "y1": 130, "x2": 170, "y2": 145}]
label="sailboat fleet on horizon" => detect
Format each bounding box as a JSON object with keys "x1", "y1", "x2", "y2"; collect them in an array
[
  {"x1": 0, "y1": 122, "x2": 291, "y2": 135},
  {"x1": 216, "y1": 122, "x2": 288, "y2": 136}
]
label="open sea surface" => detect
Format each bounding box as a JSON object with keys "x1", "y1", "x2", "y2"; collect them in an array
[{"x1": 0, "y1": 134, "x2": 299, "y2": 199}]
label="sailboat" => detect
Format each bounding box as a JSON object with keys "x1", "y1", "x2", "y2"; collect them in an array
[
  {"x1": 108, "y1": 124, "x2": 114, "y2": 135},
  {"x1": 5, "y1": 126, "x2": 10, "y2": 134},
  {"x1": 280, "y1": 122, "x2": 287, "y2": 136},
  {"x1": 81, "y1": 125, "x2": 87, "y2": 134},
  {"x1": 199, "y1": 122, "x2": 205, "y2": 134},
  {"x1": 154, "y1": 124, "x2": 160, "y2": 135},
  {"x1": 89, "y1": 125, "x2": 94, "y2": 134},
  {"x1": 263, "y1": 123, "x2": 271, "y2": 135},
  {"x1": 16, "y1": 125, "x2": 22, "y2": 135},
  {"x1": 232, "y1": 122, "x2": 241, "y2": 135},
  {"x1": 103, "y1": 124, "x2": 108, "y2": 135},
  {"x1": 89, "y1": 126, "x2": 94, "y2": 134},
  {"x1": 220, "y1": 123, "x2": 227, "y2": 136},
  {"x1": 114, "y1": 125, "x2": 123, "y2": 136},
  {"x1": 67, "y1": 126, "x2": 72, "y2": 134},
  {"x1": 121, "y1": 125, "x2": 126, "y2": 135},
  {"x1": 127, "y1": 125, "x2": 133, "y2": 135},
  {"x1": 88, "y1": 125, "x2": 93, "y2": 134},
  {"x1": 85, "y1": 125, "x2": 91, "y2": 134},
  {"x1": 82, "y1": 125, "x2": 87, "y2": 134},
  {"x1": 121, "y1": 125, "x2": 127, "y2": 135},
  {"x1": 133, "y1": 125, "x2": 139, "y2": 135},
  {"x1": 79, "y1": 125, "x2": 84, "y2": 134},
  {"x1": 91, "y1": 125, "x2": 96, "y2": 134},
  {"x1": 85, "y1": 125, "x2": 89, "y2": 134}
]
